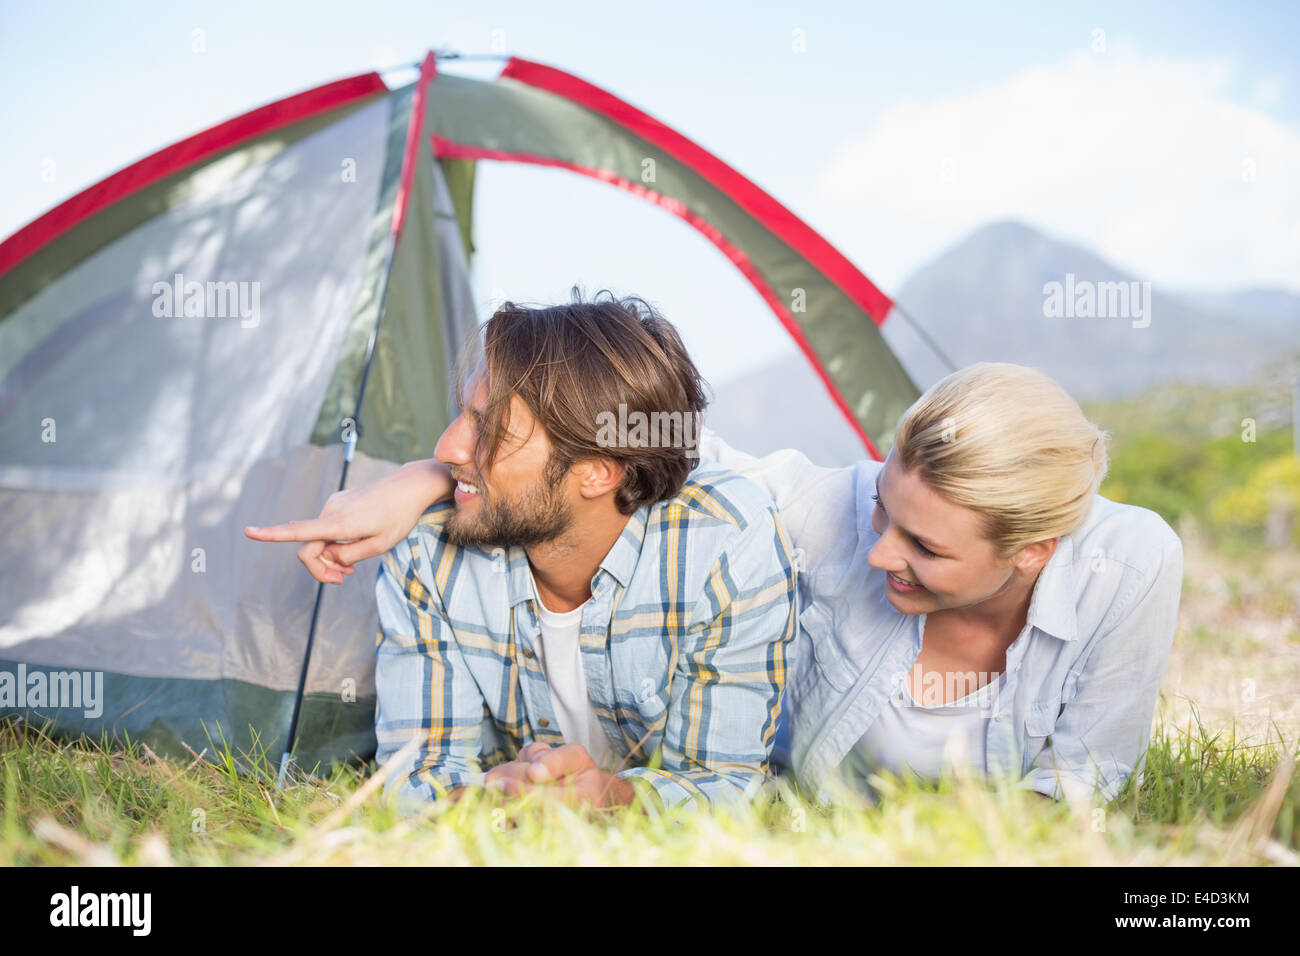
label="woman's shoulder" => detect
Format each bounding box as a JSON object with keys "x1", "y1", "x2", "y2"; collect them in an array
[
  {"x1": 1041, "y1": 495, "x2": 1187, "y2": 677},
  {"x1": 1063, "y1": 496, "x2": 1184, "y2": 628},
  {"x1": 1076, "y1": 494, "x2": 1183, "y2": 567}
]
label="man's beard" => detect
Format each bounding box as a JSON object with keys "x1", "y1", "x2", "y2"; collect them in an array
[{"x1": 443, "y1": 468, "x2": 574, "y2": 549}]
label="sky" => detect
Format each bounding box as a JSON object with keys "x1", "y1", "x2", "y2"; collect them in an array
[{"x1": 2, "y1": 0, "x2": 1297, "y2": 384}]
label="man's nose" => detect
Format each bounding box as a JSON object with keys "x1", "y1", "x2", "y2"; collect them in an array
[{"x1": 435, "y1": 416, "x2": 474, "y2": 468}]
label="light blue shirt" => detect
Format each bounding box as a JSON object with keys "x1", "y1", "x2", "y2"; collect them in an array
[{"x1": 698, "y1": 431, "x2": 1184, "y2": 804}]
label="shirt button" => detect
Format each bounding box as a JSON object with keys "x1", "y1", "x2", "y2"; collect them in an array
[
  {"x1": 524, "y1": 648, "x2": 536, "y2": 660},
  {"x1": 538, "y1": 717, "x2": 550, "y2": 728}
]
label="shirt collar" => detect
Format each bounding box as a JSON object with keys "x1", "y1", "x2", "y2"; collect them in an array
[
  {"x1": 1025, "y1": 532, "x2": 1078, "y2": 642},
  {"x1": 852, "y1": 460, "x2": 883, "y2": 560},
  {"x1": 503, "y1": 545, "x2": 534, "y2": 608},
  {"x1": 597, "y1": 505, "x2": 649, "y2": 589},
  {"x1": 502, "y1": 505, "x2": 650, "y2": 607}
]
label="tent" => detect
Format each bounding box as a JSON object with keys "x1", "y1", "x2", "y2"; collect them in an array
[{"x1": 0, "y1": 52, "x2": 919, "y2": 772}]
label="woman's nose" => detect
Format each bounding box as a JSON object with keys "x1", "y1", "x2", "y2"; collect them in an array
[{"x1": 866, "y1": 531, "x2": 905, "y2": 572}]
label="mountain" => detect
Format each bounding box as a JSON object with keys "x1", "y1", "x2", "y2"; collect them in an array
[
  {"x1": 707, "y1": 220, "x2": 1298, "y2": 465},
  {"x1": 883, "y1": 220, "x2": 1299, "y2": 397}
]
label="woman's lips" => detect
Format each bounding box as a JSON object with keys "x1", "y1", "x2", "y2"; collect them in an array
[{"x1": 886, "y1": 570, "x2": 926, "y2": 593}]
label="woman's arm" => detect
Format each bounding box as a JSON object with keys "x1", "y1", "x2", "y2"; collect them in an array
[
  {"x1": 698, "y1": 427, "x2": 858, "y2": 568},
  {"x1": 249, "y1": 429, "x2": 854, "y2": 586},
  {"x1": 698, "y1": 428, "x2": 843, "y2": 514},
  {"x1": 245, "y1": 459, "x2": 455, "y2": 584}
]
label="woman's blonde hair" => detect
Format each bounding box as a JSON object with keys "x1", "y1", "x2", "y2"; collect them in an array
[{"x1": 892, "y1": 362, "x2": 1109, "y2": 557}]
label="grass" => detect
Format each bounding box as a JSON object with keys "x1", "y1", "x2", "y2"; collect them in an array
[
  {"x1": 2, "y1": 709, "x2": 1295, "y2": 867},
  {"x1": 4, "y1": 533, "x2": 1296, "y2": 867}
]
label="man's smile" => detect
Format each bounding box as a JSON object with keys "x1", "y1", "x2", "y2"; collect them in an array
[{"x1": 450, "y1": 468, "x2": 484, "y2": 503}]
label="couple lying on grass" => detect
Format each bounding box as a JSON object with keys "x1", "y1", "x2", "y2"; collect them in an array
[{"x1": 246, "y1": 292, "x2": 1183, "y2": 812}]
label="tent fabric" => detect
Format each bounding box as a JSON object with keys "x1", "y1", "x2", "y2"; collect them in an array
[
  {"x1": 500, "y1": 57, "x2": 895, "y2": 328},
  {"x1": 339, "y1": 145, "x2": 477, "y2": 465},
  {"x1": 0, "y1": 80, "x2": 426, "y2": 768},
  {"x1": 0, "y1": 443, "x2": 395, "y2": 767},
  {"x1": 1, "y1": 53, "x2": 915, "y2": 771},
  {"x1": 309, "y1": 53, "x2": 477, "y2": 466},
  {"x1": 0, "y1": 75, "x2": 389, "y2": 317},
  {"x1": 307, "y1": 81, "x2": 419, "y2": 453},
  {"x1": 0, "y1": 95, "x2": 392, "y2": 491},
  {"x1": 421, "y1": 64, "x2": 919, "y2": 457}
]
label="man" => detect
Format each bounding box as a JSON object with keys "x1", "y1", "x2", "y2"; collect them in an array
[{"x1": 369, "y1": 294, "x2": 797, "y2": 810}]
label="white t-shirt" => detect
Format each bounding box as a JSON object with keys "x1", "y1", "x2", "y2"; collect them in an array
[
  {"x1": 528, "y1": 570, "x2": 615, "y2": 769},
  {"x1": 847, "y1": 670, "x2": 1006, "y2": 786}
]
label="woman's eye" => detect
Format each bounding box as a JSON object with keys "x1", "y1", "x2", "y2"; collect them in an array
[{"x1": 914, "y1": 539, "x2": 936, "y2": 558}]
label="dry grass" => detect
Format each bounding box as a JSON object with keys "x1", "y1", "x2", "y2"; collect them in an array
[{"x1": 1160, "y1": 527, "x2": 1300, "y2": 746}]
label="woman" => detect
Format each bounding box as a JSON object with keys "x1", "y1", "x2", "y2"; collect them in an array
[{"x1": 247, "y1": 362, "x2": 1183, "y2": 805}]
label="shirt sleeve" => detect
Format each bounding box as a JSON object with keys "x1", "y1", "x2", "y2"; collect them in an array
[
  {"x1": 1019, "y1": 523, "x2": 1184, "y2": 804},
  {"x1": 373, "y1": 517, "x2": 489, "y2": 809},
  {"x1": 698, "y1": 427, "x2": 843, "y2": 516},
  {"x1": 616, "y1": 503, "x2": 798, "y2": 809}
]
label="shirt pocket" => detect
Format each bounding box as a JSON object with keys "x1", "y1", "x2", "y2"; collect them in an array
[
  {"x1": 1023, "y1": 699, "x2": 1059, "y2": 761},
  {"x1": 799, "y1": 602, "x2": 858, "y2": 694}
]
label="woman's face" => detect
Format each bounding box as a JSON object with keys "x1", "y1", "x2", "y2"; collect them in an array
[{"x1": 866, "y1": 451, "x2": 1042, "y2": 615}]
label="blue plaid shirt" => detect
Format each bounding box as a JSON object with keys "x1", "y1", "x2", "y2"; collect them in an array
[{"x1": 373, "y1": 457, "x2": 798, "y2": 809}]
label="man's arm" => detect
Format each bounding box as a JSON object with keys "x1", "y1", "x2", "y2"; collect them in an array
[
  {"x1": 1019, "y1": 524, "x2": 1184, "y2": 804},
  {"x1": 617, "y1": 505, "x2": 798, "y2": 808},
  {"x1": 374, "y1": 515, "x2": 489, "y2": 808}
]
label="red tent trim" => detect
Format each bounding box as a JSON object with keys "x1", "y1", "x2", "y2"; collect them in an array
[
  {"x1": 433, "y1": 134, "x2": 883, "y2": 461},
  {"x1": 390, "y1": 53, "x2": 437, "y2": 241},
  {"x1": 0, "y1": 73, "x2": 389, "y2": 278},
  {"x1": 500, "y1": 56, "x2": 896, "y2": 328}
]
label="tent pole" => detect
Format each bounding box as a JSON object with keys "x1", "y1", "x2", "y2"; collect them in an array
[
  {"x1": 886, "y1": 299, "x2": 959, "y2": 376},
  {"x1": 275, "y1": 422, "x2": 364, "y2": 788},
  {"x1": 278, "y1": 51, "x2": 438, "y2": 788}
]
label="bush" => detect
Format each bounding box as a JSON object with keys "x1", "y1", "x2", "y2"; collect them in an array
[{"x1": 1209, "y1": 455, "x2": 1300, "y2": 546}]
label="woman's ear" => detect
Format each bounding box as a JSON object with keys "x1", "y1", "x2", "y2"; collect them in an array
[{"x1": 1013, "y1": 537, "x2": 1059, "y2": 577}]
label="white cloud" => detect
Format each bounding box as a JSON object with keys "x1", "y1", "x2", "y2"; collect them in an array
[{"x1": 817, "y1": 51, "x2": 1300, "y2": 291}]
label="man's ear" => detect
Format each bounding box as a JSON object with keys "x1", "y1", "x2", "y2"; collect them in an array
[
  {"x1": 572, "y1": 457, "x2": 626, "y2": 501},
  {"x1": 1013, "y1": 537, "x2": 1058, "y2": 577}
]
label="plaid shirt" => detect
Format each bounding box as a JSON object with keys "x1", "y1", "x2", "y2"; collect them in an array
[{"x1": 373, "y1": 457, "x2": 798, "y2": 809}]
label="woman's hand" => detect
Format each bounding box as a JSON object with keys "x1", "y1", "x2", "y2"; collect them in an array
[{"x1": 244, "y1": 459, "x2": 454, "y2": 584}]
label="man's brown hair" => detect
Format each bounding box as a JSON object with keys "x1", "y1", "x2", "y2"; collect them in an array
[{"x1": 455, "y1": 289, "x2": 710, "y2": 514}]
